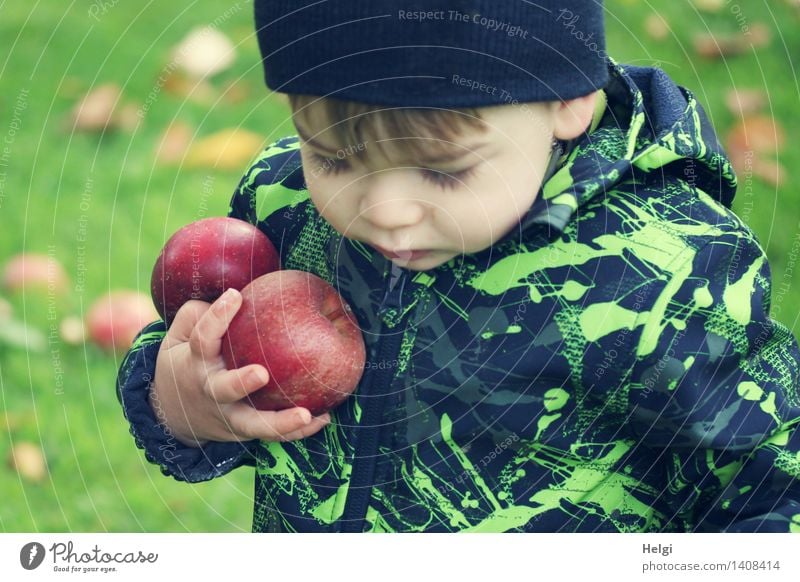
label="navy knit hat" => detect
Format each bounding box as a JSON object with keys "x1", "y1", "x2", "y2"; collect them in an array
[{"x1": 254, "y1": 0, "x2": 609, "y2": 108}]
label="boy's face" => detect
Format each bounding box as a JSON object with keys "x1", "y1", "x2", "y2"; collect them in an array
[{"x1": 293, "y1": 101, "x2": 558, "y2": 271}]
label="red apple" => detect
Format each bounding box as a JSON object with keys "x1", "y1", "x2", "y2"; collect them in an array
[
  {"x1": 86, "y1": 291, "x2": 159, "y2": 352},
  {"x1": 221, "y1": 270, "x2": 366, "y2": 416},
  {"x1": 151, "y1": 217, "x2": 279, "y2": 324},
  {"x1": 3, "y1": 253, "x2": 69, "y2": 294}
]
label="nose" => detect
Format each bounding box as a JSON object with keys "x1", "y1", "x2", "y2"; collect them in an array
[{"x1": 358, "y1": 186, "x2": 425, "y2": 231}]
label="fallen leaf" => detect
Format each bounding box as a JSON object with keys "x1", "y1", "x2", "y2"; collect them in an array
[
  {"x1": 222, "y1": 79, "x2": 251, "y2": 104},
  {"x1": 693, "y1": 23, "x2": 771, "y2": 59},
  {"x1": 7, "y1": 442, "x2": 47, "y2": 483},
  {"x1": 172, "y1": 27, "x2": 236, "y2": 79},
  {"x1": 69, "y1": 83, "x2": 122, "y2": 132},
  {"x1": 155, "y1": 120, "x2": 193, "y2": 164},
  {"x1": 644, "y1": 14, "x2": 670, "y2": 41},
  {"x1": 752, "y1": 158, "x2": 787, "y2": 188},
  {"x1": 692, "y1": 0, "x2": 724, "y2": 11},
  {"x1": 727, "y1": 116, "x2": 786, "y2": 155},
  {"x1": 0, "y1": 318, "x2": 46, "y2": 352},
  {"x1": 1, "y1": 412, "x2": 34, "y2": 432},
  {"x1": 0, "y1": 297, "x2": 11, "y2": 321},
  {"x1": 726, "y1": 116, "x2": 788, "y2": 187},
  {"x1": 116, "y1": 103, "x2": 141, "y2": 131},
  {"x1": 163, "y1": 71, "x2": 218, "y2": 105},
  {"x1": 724, "y1": 89, "x2": 767, "y2": 116},
  {"x1": 59, "y1": 316, "x2": 86, "y2": 345},
  {"x1": 185, "y1": 128, "x2": 264, "y2": 170},
  {"x1": 59, "y1": 76, "x2": 85, "y2": 99},
  {"x1": 748, "y1": 23, "x2": 772, "y2": 47}
]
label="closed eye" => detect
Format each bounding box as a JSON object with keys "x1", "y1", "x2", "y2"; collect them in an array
[
  {"x1": 306, "y1": 151, "x2": 350, "y2": 176},
  {"x1": 306, "y1": 149, "x2": 480, "y2": 190},
  {"x1": 420, "y1": 166, "x2": 479, "y2": 191}
]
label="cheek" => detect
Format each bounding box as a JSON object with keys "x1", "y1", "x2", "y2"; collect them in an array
[
  {"x1": 307, "y1": 182, "x2": 358, "y2": 234},
  {"x1": 465, "y1": 173, "x2": 540, "y2": 243}
]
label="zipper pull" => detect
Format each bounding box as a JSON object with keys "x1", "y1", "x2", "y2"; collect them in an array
[{"x1": 377, "y1": 263, "x2": 408, "y2": 322}]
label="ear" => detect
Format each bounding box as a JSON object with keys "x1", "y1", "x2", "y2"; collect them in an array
[{"x1": 551, "y1": 91, "x2": 599, "y2": 141}]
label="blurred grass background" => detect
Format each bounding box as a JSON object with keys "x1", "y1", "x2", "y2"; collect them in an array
[{"x1": 0, "y1": 0, "x2": 798, "y2": 532}]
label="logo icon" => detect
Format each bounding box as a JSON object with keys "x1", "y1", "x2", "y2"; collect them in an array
[{"x1": 20, "y1": 542, "x2": 46, "y2": 570}]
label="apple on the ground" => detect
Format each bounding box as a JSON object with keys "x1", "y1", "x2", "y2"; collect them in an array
[{"x1": 86, "y1": 291, "x2": 159, "y2": 352}]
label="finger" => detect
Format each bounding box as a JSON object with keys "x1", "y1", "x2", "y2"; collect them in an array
[
  {"x1": 226, "y1": 406, "x2": 331, "y2": 442},
  {"x1": 163, "y1": 300, "x2": 212, "y2": 346},
  {"x1": 278, "y1": 414, "x2": 333, "y2": 442},
  {"x1": 189, "y1": 288, "x2": 242, "y2": 361},
  {"x1": 206, "y1": 364, "x2": 270, "y2": 404}
]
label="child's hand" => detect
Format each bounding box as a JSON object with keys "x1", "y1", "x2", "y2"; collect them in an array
[{"x1": 149, "y1": 288, "x2": 331, "y2": 448}]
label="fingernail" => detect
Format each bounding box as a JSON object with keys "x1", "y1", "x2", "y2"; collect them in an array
[
  {"x1": 321, "y1": 413, "x2": 332, "y2": 424},
  {"x1": 296, "y1": 410, "x2": 311, "y2": 425},
  {"x1": 214, "y1": 289, "x2": 237, "y2": 313},
  {"x1": 222, "y1": 288, "x2": 239, "y2": 302}
]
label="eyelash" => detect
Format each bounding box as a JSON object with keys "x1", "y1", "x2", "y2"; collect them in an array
[{"x1": 305, "y1": 151, "x2": 478, "y2": 191}]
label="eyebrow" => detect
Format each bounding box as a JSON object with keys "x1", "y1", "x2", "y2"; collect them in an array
[{"x1": 294, "y1": 123, "x2": 492, "y2": 165}]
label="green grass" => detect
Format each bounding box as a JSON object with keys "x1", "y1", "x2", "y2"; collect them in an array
[{"x1": 1, "y1": 1, "x2": 798, "y2": 531}]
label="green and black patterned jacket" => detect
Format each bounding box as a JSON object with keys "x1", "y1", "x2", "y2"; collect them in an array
[{"x1": 118, "y1": 59, "x2": 800, "y2": 532}]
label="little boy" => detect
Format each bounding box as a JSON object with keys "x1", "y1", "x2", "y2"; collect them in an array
[{"x1": 118, "y1": 1, "x2": 800, "y2": 532}]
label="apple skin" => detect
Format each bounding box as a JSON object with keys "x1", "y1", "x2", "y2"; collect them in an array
[
  {"x1": 86, "y1": 291, "x2": 159, "y2": 352},
  {"x1": 221, "y1": 270, "x2": 366, "y2": 416},
  {"x1": 151, "y1": 217, "x2": 279, "y2": 325}
]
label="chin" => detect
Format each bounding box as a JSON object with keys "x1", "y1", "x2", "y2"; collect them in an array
[{"x1": 391, "y1": 251, "x2": 456, "y2": 271}]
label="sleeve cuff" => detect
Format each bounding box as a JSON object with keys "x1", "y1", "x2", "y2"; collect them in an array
[{"x1": 116, "y1": 321, "x2": 259, "y2": 483}]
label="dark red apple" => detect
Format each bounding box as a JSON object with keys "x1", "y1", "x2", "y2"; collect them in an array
[
  {"x1": 86, "y1": 291, "x2": 159, "y2": 352},
  {"x1": 151, "y1": 217, "x2": 279, "y2": 324},
  {"x1": 221, "y1": 270, "x2": 366, "y2": 416}
]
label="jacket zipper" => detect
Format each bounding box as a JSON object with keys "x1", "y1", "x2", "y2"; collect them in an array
[{"x1": 339, "y1": 267, "x2": 408, "y2": 532}]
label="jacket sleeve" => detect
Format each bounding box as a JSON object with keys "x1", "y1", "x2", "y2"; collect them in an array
[
  {"x1": 111, "y1": 145, "x2": 302, "y2": 482},
  {"x1": 116, "y1": 138, "x2": 303, "y2": 482},
  {"x1": 116, "y1": 321, "x2": 259, "y2": 482},
  {"x1": 626, "y1": 230, "x2": 800, "y2": 532}
]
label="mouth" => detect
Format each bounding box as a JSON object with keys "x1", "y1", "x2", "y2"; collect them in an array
[{"x1": 372, "y1": 245, "x2": 431, "y2": 261}]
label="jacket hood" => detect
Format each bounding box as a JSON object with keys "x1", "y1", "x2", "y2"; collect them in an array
[{"x1": 518, "y1": 57, "x2": 738, "y2": 237}]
